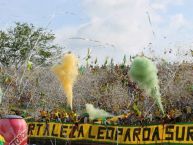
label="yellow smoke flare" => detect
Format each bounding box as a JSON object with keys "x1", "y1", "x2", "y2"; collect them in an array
[{"x1": 52, "y1": 53, "x2": 78, "y2": 110}]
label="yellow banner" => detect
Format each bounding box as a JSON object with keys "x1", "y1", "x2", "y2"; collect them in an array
[{"x1": 28, "y1": 122, "x2": 193, "y2": 144}]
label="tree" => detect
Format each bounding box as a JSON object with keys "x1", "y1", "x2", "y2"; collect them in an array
[{"x1": 0, "y1": 22, "x2": 60, "y2": 68}]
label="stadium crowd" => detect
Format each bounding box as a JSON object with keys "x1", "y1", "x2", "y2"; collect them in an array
[
  {"x1": 26, "y1": 101, "x2": 193, "y2": 126},
  {"x1": 4, "y1": 60, "x2": 193, "y2": 126}
]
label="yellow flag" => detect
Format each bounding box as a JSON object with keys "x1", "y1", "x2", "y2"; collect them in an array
[{"x1": 27, "y1": 61, "x2": 33, "y2": 71}]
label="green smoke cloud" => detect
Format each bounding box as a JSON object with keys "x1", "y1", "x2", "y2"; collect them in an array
[
  {"x1": 129, "y1": 56, "x2": 164, "y2": 114},
  {"x1": 86, "y1": 104, "x2": 113, "y2": 120}
]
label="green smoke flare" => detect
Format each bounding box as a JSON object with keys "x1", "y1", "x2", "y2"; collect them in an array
[
  {"x1": 86, "y1": 104, "x2": 113, "y2": 120},
  {"x1": 129, "y1": 56, "x2": 164, "y2": 114}
]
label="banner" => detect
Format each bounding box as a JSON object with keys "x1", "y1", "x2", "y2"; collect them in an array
[{"x1": 28, "y1": 122, "x2": 193, "y2": 144}]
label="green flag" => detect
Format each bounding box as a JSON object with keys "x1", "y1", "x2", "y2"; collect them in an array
[
  {"x1": 27, "y1": 61, "x2": 33, "y2": 71},
  {"x1": 0, "y1": 135, "x2": 5, "y2": 145},
  {"x1": 0, "y1": 87, "x2": 2, "y2": 104}
]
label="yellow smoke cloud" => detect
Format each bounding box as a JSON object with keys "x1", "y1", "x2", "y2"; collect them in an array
[{"x1": 52, "y1": 53, "x2": 78, "y2": 110}]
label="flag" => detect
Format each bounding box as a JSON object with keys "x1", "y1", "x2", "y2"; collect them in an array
[
  {"x1": 0, "y1": 87, "x2": 2, "y2": 104},
  {"x1": 27, "y1": 61, "x2": 33, "y2": 71},
  {"x1": 0, "y1": 135, "x2": 5, "y2": 145}
]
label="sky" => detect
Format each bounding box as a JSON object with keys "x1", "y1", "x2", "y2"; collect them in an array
[{"x1": 0, "y1": 0, "x2": 192, "y2": 64}]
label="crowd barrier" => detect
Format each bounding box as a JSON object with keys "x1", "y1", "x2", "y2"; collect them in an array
[{"x1": 28, "y1": 122, "x2": 193, "y2": 145}]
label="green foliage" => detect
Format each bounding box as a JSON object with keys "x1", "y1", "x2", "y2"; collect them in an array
[{"x1": 0, "y1": 22, "x2": 59, "y2": 68}]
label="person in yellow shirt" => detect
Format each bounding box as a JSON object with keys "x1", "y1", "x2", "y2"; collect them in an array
[
  {"x1": 69, "y1": 111, "x2": 77, "y2": 122},
  {"x1": 54, "y1": 109, "x2": 61, "y2": 122},
  {"x1": 62, "y1": 112, "x2": 69, "y2": 123},
  {"x1": 40, "y1": 109, "x2": 47, "y2": 121},
  {"x1": 45, "y1": 111, "x2": 50, "y2": 123},
  {"x1": 73, "y1": 113, "x2": 77, "y2": 122}
]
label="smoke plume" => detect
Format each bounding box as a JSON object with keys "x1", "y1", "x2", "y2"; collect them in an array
[
  {"x1": 52, "y1": 53, "x2": 78, "y2": 110},
  {"x1": 129, "y1": 56, "x2": 164, "y2": 114},
  {"x1": 86, "y1": 104, "x2": 113, "y2": 120}
]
